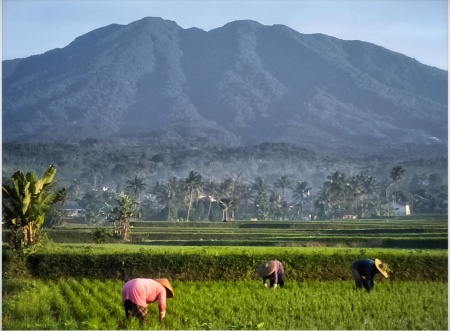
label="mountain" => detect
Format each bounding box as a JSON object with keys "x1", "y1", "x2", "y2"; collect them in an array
[{"x1": 2, "y1": 17, "x2": 447, "y2": 157}]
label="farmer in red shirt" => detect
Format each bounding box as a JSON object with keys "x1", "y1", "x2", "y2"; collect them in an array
[
  {"x1": 122, "y1": 278, "x2": 174, "y2": 323},
  {"x1": 257, "y1": 260, "x2": 285, "y2": 288}
]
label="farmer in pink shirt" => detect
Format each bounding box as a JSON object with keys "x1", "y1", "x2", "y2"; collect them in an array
[
  {"x1": 122, "y1": 278, "x2": 174, "y2": 323},
  {"x1": 257, "y1": 260, "x2": 285, "y2": 288}
]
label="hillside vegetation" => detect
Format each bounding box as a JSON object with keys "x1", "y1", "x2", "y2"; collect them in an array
[{"x1": 3, "y1": 17, "x2": 447, "y2": 158}]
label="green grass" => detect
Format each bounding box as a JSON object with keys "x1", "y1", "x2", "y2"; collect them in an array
[{"x1": 2, "y1": 278, "x2": 447, "y2": 330}]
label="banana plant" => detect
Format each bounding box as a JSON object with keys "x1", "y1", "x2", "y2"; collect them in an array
[
  {"x1": 2, "y1": 165, "x2": 65, "y2": 249},
  {"x1": 104, "y1": 192, "x2": 140, "y2": 241}
]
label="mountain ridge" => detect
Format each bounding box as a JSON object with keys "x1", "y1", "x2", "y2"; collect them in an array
[{"x1": 2, "y1": 17, "x2": 447, "y2": 158}]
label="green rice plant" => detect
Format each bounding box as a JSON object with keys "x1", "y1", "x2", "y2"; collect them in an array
[
  {"x1": 1, "y1": 280, "x2": 57, "y2": 329},
  {"x1": 59, "y1": 280, "x2": 91, "y2": 321},
  {"x1": 80, "y1": 278, "x2": 124, "y2": 320},
  {"x1": 47, "y1": 280, "x2": 77, "y2": 328},
  {"x1": 70, "y1": 279, "x2": 119, "y2": 329},
  {"x1": 3, "y1": 278, "x2": 446, "y2": 330},
  {"x1": 46, "y1": 219, "x2": 448, "y2": 248}
]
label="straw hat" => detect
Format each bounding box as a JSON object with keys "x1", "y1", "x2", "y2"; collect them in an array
[
  {"x1": 155, "y1": 278, "x2": 174, "y2": 298},
  {"x1": 257, "y1": 261, "x2": 276, "y2": 277},
  {"x1": 375, "y1": 259, "x2": 389, "y2": 278}
]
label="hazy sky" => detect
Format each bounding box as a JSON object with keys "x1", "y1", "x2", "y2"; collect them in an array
[{"x1": 2, "y1": 0, "x2": 448, "y2": 70}]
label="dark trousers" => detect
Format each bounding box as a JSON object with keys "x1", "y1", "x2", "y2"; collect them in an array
[
  {"x1": 269, "y1": 273, "x2": 285, "y2": 288},
  {"x1": 351, "y1": 267, "x2": 373, "y2": 292}
]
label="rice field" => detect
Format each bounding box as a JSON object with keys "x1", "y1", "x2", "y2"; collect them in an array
[
  {"x1": 2, "y1": 219, "x2": 447, "y2": 330},
  {"x1": 2, "y1": 278, "x2": 447, "y2": 330},
  {"x1": 48, "y1": 219, "x2": 448, "y2": 248}
]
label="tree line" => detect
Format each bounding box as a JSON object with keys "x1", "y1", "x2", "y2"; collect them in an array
[
  {"x1": 130, "y1": 166, "x2": 405, "y2": 222},
  {"x1": 62, "y1": 164, "x2": 445, "y2": 226},
  {"x1": 50, "y1": 165, "x2": 446, "y2": 231},
  {"x1": 3, "y1": 163, "x2": 447, "y2": 248}
]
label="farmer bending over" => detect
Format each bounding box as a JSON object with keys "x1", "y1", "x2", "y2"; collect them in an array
[
  {"x1": 350, "y1": 258, "x2": 390, "y2": 292},
  {"x1": 257, "y1": 260, "x2": 285, "y2": 288},
  {"x1": 122, "y1": 278, "x2": 174, "y2": 323}
]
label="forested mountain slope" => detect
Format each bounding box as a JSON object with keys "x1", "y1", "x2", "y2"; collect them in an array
[{"x1": 3, "y1": 17, "x2": 447, "y2": 158}]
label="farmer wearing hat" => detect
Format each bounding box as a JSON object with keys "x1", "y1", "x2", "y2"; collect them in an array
[
  {"x1": 350, "y1": 258, "x2": 390, "y2": 292},
  {"x1": 122, "y1": 278, "x2": 174, "y2": 323},
  {"x1": 257, "y1": 260, "x2": 285, "y2": 288}
]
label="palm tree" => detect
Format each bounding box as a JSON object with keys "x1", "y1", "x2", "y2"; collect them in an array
[
  {"x1": 292, "y1": 181, "x2": 312, "y2": 218},
  {"x1": 167, "y1": 177, "x2": 182, "y2": 221},
  {"x1": 361, "y1": 175, "x2": 379, "y2": 216},
  {"x1": 185, "y1": 171, "x2": 203, "y2": 222},
  {"x1": 126, "y1": 176, "x2": 146, "y2": 199},
  {"x1": 390, "y1": 165, "x2": 406, "y2": 182},
  {"x1": 203, "y1": 179, "x2": 218, "y2": 221},
  {"x1": 253, "y1": 176, "x2": 270, "y2": 220},
  {"x1": 253, "y1": 189, "x2": 270, "y2": 221},
  {"x1": 219, "y1": 177, "x2": 235, "y2": 197},
  {"x1": 153, "y1": 177, "x2": 182, "y2": 221},
  {"x1": 274, "y1": 175, "x2": 292, "y2": 199},
  {"x1": 218, "y1": 177, "x2": 236, "y2": 220},
  {"x1": 348, "y1": 173, "x2": 366, "y2": 215},
  {"x1": 253, "y1": 176, "x2": 268, "y2": 193},
  {"x1": 390, "y1": 165, "x2": 406, "y2": 207},
  {"x1": 234, "y1": 181, "x2": 253, "y2": 218},
  {"x1": 316, "y1": 185, "x2": 332, "y2": 219},
  {"x1": 325, "y1": 171, "x2": 348, "y2": 214}
]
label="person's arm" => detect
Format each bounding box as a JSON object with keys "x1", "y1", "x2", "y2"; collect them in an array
[
  {"x1": 262, "y1": 277, "x2": 268, "y2": 287},
  {"x1": 157, "y1": 290, "x2": 167, "y2": 322}
]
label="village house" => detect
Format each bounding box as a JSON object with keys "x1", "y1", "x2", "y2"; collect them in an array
[
  {"x1": 385, "y1": 201, "x2": 411, "y2": 217},
  {"x1": 62, "y1": 200, "x2": 86, "y2": 219}
]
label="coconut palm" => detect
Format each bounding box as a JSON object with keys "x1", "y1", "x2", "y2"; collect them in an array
[
  {"x1": 185, "y1": 171, "x2": 203, "y2": 222},
  {"x1": 125, "y1": 176, "x2": 146, "y2": 199},
  {"x1": 325, "y1": 171, "x2": 348, "y2": 213},
  {"x1": 203, "y1": 179, "x2": 218, "y2": 221},
  {"x1": 348, "y1": 173, "x2": 366, "y2": 214},
  {"x1": 390, "y1": 165, "x2": 406, "y2": 182},
  {"x1": 252, "y1": 176, "x2": 269, "y2": 192},
  {"x1": 253, "y1": 176, "x2": 270, "y2": 220},
  {"x1": 390, "y1": 165, "x2": 406, "y2": 206},
  {"x1": 217, "y1": 177, "x2": 236, "y2": 220},
  {"x1": 359, "y1": 175, "x2": 379, "y2": 216},
  {"x1": 153, "y1": 177, "x2": 182, "y2": 221},
  {"x1": 253, "y1": 189, "x2": 270, "y2": 221},
  {"x1": 219, "y1": 177, "x2": 235, "y2": 198},
  {"x1": 274, "y1": 175, "x2": 292, "y2": 199},
  {"x1": 292, "y1": 181, "x2": 312, "y2": 218},
  {"x1": 234, "y1": 181, "x2": 253, "y2": 218}
]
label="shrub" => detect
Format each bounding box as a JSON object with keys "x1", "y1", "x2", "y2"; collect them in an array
[{"x1": 25, "y1": 246, "x2": 447, "y2": 282}]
